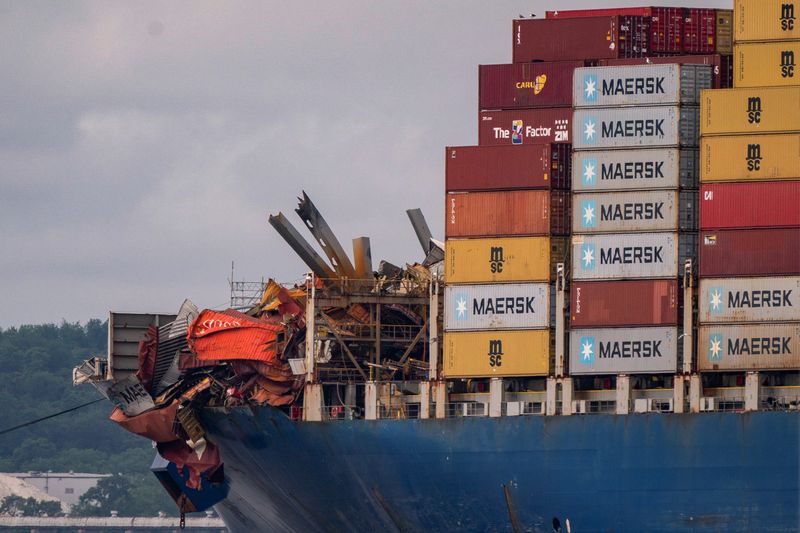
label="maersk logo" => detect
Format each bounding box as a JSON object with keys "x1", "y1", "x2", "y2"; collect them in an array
[
  {"x1": 453, "y1": 294, "x2": 469, "y2": 320},
  {"x1": 708, "y1": 287, "x2": 724, "y2": 314},
  {"x1": 708, "y1": 333, "x2": 724, "y2": 361},
  {"x1": 581, "y1": 158, "x2": 597, "y2": 186},
  {"x1": 583, "y1": 74, "x2": 598, "y2": 101},
  {"x1": 583, "y1": 117, "x2": 597, "y2": 145},
  {"x1": 581, "y1": 199, "x2": 597, "y2": 228},
  {"x1": 580, "y1": 243, "x2": 596, "y2": 270},
  {"x1": 579, "y1": 336, "x2": 595, "y2": 364},
  {"x1": 601, "y1": 119, "x2": 664, "y2": 138}
]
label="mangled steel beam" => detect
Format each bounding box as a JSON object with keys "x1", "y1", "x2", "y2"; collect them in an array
[
  {"x1": 406, "y1": 208, "x2": 433, "y2": 254},
  {"x1": 352, "y1": 237, "x2": 373, "y2": 279},
  {"x1": 269, "y1": 212, "x2": 337, "y2": 280},
  {"x1": 295, "y1": 191, "x2": 357, "y2": 279}
]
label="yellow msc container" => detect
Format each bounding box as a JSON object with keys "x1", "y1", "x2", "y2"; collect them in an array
[
  {"x1": 701, "y1": 87, "x2": 800, "y2": 135},
  {"x1": 734, "y1": 0, "x2": 800, "y2": 42},
  {"x1": 701, "y1": 133, "x2": 800, "y2": 182},
  {"x1": 734, "y1": 42, "x2": 800, "y2": 87},
  {"x1": 443, "y1": 330, "x2": 550, "y2": 378},
  {"x1": 445, "y1": 236, "x2": 552, "y2": 284}
]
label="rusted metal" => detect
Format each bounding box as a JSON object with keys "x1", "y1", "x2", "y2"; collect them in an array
[
  {"x1": 502, "y1": 484, "x2": 523, "y2": 533},
  {"x1": 319, "y1": 312, "x2": 368, "y2": 381},
  {"x1": 268, "y1": 212, "x2": 337, "y2": 280},
  {"x1": 352, "y1": 237, "x2": 373, "y2": 278},
  {"x1": 295, "y1": 191, "x2": 357, "y2": 278}
]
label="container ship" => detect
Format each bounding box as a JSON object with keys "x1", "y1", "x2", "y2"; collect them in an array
[{"x1": 73, "y1": 2, "x2": 800, "y2": 532}]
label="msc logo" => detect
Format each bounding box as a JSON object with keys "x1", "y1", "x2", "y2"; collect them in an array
[
  {"x1": 747, "y1": 144, "x2": 762, "y2": 171},
  {"x1": 489, "y1": 246, "x2": 505, "y2": 273},
  {"x1": 512, "y1": 120, "x2": 524, "y2": 145},
  {"x1": 781, "y1": 3, "x2": 796, "y2": 31},
  {"x1": 488, "y1": 339, "x2": 503, "y2": 367},
  {"x1": 747, "y1": 97, "x2": 762, "y2": 124},
  {"x1": 580, "y1": 243, "x2": 596, "y2": 270},
  {"x1": 582, "y1": 117, "x2": 598, "y2": 145},
  {"x1": 580, "y1": 199, "x2": 597, "y2": 228},
  {"x1": 707, "y1": 333, "x2": 724, "y2": 362},
  {"x1": 516, "y1": 74, "x2": 547, "y2": 95},
  {"x1": 578, "y1": 336, "x2": 595, "y2": 364},
  {"x1": 583, "y1": 74, "x2": 598, "y2": 102},
  {"x1": 781, "y1": 50, "x2": 795, "y2": 78},
  {"x1": 581, "y1": 157, "x2": 598, "y2": 186},
  {"x1": 708, "y1": 287, "x2": 724, "y2": 314}
]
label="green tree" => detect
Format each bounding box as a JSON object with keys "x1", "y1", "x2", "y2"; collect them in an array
[{"x1": 0, "y1": 495, "x2": 63, "y2": 517}]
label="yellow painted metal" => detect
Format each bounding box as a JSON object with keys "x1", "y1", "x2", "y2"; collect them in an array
[
  {"x1": 443, "y1": 330, "x2": 550, "y2": 378},
  {"x1": 445, "y1": 236, "x2": 551, "y2": 284},
  {"x1": 734, "y1": 42, "x2": 800, "y2": 87},
  {"x1": 701, "y1": 133, "x2": 800, "y2": 182},
  {"x1": 700, "y1": 87, "x2": 800, "y2": 135},
  {"x1": 734, "y1": 0, "x2": 800, "y2": 43}
]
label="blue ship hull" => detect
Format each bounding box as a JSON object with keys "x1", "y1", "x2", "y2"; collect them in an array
[{"x1": 201, "y1": 407, "x2": 799, "y2": 533}]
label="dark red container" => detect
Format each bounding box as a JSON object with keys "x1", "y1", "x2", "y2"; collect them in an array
[
  {"x1": 699, "y1": 228, "x2": 800, "y2": 277},
  {"x1": 683, "y1": 8, "x2": 716, "y2": 54},
  {"x1": 619, "y1": 15, "x2": 652, "y2": 57},
  {"x1": 479, "y1": 62, "x2": 583, "y2": 110},
  {"x1": 445, "y1": 144, "x2": 571, "y2": 192},
  {"x1": 513, "y1": 17, "x2": 621, "y2": 62},
  {"x1": 599, "y1": 54, "x2": 727, "y2": 88},
  {"x1": 478, "y1": 108, "x2": 572, "y2": 147},
  {"x1": 700, "y1": 182, "x2": 800, "y2": 230},
  {"x1": 570, "y1": 279, "x2": 679, "y2": 327},
  {"x1": 546, "y1": 8, "x2": 653, "y2": 18},
  {"x1": 650, "y1": 7, "x2": 684, "y2": 54},
  {"x1": 446, "y1": 190, "x2": 570, "y2": 238}
]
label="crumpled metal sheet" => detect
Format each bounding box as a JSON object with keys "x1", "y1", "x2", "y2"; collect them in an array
[
  {"x1": 157, "y1": 438, "x2": 220, "y2": 491},
  {"x1": 188, "y1": 309, "x2": 284, "y2": 362},
  {"x1": 110, "y1": 400, "x2": 180, "y2": 443},
  {"x1": 136, "y1": 325, "x2": 159, "y2": 392}
]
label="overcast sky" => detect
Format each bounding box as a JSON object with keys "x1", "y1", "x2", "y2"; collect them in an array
[{"x1": 0, "y1": 0, "x2": 729, "y2": 327}]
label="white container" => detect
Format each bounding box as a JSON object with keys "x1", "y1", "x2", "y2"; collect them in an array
[
  {"x1": 573, "y1": 106, "x2": 699, "y2": 150},
  {"x1": 573, "y1": 64, "x2": 711, "y2": 108},
  {"x1": 444, "y1": 283, "x2": 549, "y2": 331},
  {"x1": 572, "y1": 190, "x2": 697, "y2": 234},
  {"x1": 571, "y1": 232, "x2": 696, "y2": 280},
  {"x1": 698, "y1": 324, "x2": 800, "y2": 371},
  {"x1": 571, "y1": 148, "x2": 698, "y2": 192},
  {"x1": 698, "y1": 277, "x2": 800, "y2": 324},
  {"x1": 569, "y1": 327, "x2": 678, "y2": 375}
]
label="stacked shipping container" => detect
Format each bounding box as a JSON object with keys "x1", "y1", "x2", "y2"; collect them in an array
[
  {"x1": 568, "y1": 63, "x2": 710, "y2": 376},
  {"x1": 697, "y1": 0, "x2": 800, "y2": 372}
]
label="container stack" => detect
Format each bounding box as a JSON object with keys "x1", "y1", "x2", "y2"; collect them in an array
[
  {"x1": 697, "y1": 0, "x2": 800, "y2": 373},
  {"x1": 567, "y1": 63, "x2": 711, "y2": 377}
]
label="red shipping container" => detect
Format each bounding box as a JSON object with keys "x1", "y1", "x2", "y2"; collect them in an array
[
  {"x1": 445, "y1": 144, "x2": 571, "y2": 192},
  {"x1": 513, "y1": 17, "x2": 621, "y2": 63},
  {"x1": 700, "y1": 182, "x2": 800, "y2": 230},
  {"x1": 650, "y1": 7, "x2": 684, "y2": 54},
  {"x1": 445, "y1": 190, "x2": 570, "y2": 238},
  {"x1": 546, "y1": 8, "x2": 653, "y2": 18},
  {"x1": 478, "y1": 108, "x2": 571, "y2": 147},
  {"x1": 479, "y1": 62, "x2": 583, "y2": 110},
  {"x1": 683, "y1": 8, "x2": 716, "y2": 54},
  {"x1": 570, "y1": 279, "x2": 679, "y2": 327},
  {"x1": 599, "y1": 54, "x2": 727, "y2": 88},
  {"x1": 699, "y1": 228, "x2": 800, "y2": 277},
  {"x1": 619, "y1": 15, "x2": 652, "y2": 57}
]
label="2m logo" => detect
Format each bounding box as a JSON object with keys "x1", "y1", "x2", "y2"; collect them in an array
[
  {"x1": 747, "y1": 97, "x2": 762, "y2": 124},
  {"x1": 489, "y1": 246, "x2": 505, "y2": 273},
  {"x1": 781, "y1": 3, "x2": 796, "y2": 31},
  {"x1": 488, "y1": 339, "x2": 503, "y2": 367},
  {"x1": 747, "y1": 144, "x2": 762, "y2": 171},
  {"x1": 781, "y1": 50, "x2": 795, "y2": 78}
]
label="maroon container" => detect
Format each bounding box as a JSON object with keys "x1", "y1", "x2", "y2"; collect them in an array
[
  {"x1": 599, "y1": 54, "x2": 727, "y2": 88},
  {"x1": 700, "y1": 182, "x2": 800, "y2": 230},
  {"x1": 445, "y1": 144, "x2": 571, "y2": 192},
  {"x1": 479, "y1": 62, "x2": 583, "y2": 110},
  {"x1": 619, "y1": 15, "x2": 652, "y2": 57},
  {"x1": 513, "y1": 17, "x2": 621, "y2": 63},
  {"x1": 699, "y1": 228, "x2": 800, "y2": 277},
  {"x1": 650, "y1": 7, "x2": 684, "y2": 54},
  {"x1": 478, "y1": 108, "x2": 572, "y2": 147},
  {"x1": 546, "y1": 8, "x2": 653, "y2": 18},
  {"x1": 570, "y1": 279, "x2": 679, "y2": 327},
  {"x1": 683, "y1": 8, "x2": 716, "y2": 54},
  {"x1": 446, "y1": 190, "x2": 570, "y2": 238}
]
